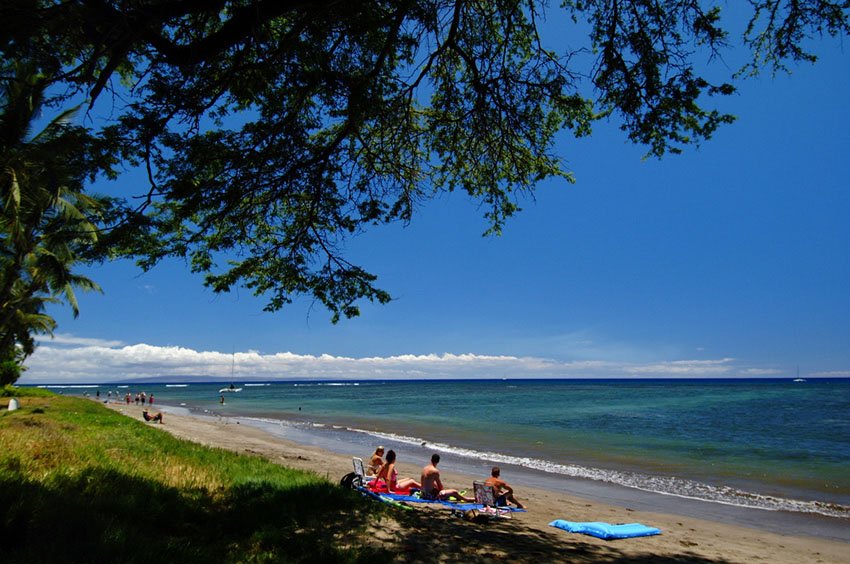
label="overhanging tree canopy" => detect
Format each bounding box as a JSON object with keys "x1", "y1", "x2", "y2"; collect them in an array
[
  {"x1": 0, "y1": 64, "x2": 113, "y2": 382},
  {"x1": 2, "y1": 1, "x2": 848, "y2": 325}
]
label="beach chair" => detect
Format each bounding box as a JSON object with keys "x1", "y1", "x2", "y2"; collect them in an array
[
  {"x1": 473, "y1": 481, "x2": 512, "y2": 519},
  {"x1": 352, "y1": 457, "x2": 374, "y2": 486}
]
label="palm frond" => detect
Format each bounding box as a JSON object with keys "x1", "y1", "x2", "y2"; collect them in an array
[
  {"x1": 2, "y1": 166, "x2": 21, "y2": 212},
  {"x1": 13, "y1": 309, "x2": 57, "y2": 335},
  {"x1": 61, "y1": 282, "x2": 80, "y2": 317},
  {"x1": 30, "y1": 105, "x2": 82, "y2": 144}
]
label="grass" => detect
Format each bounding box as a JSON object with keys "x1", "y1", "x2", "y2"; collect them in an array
[
  {"x1": 1, "y1": 384, "x2": 54, "y2": 397},
  {"x1": 0, "y1": 389, "x2": 390, "y2": 563},
  {"x1": 0, "y1": 388, "x2": 735, "y2": 564}
]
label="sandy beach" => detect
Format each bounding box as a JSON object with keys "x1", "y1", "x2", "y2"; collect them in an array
[{"x1": 106, "y1": 401, "x2": 849, "y2": 563}]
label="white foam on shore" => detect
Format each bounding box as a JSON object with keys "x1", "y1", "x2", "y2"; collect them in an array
[
  {"x1": 347, "y1": 428, "x2": 850, "y2": 519},
  {"x1": 38, "y1": 384, "x2": 100, "y2": 389},
  {"x1": 292, "y1": 382, "x2": 360, "y2": 387},
  {"x1": 208, "y1": 413, "x2": 850, "y2": 521}
]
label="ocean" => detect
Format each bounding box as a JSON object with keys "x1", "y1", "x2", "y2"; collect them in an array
[{"x1": 57, "y1": 378, "x2": 850, "y2": 521}]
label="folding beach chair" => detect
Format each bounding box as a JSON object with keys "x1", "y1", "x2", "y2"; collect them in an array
[
  {"x1": 473, "y1": 481, "x2": 512, "y2": 519},
  {"x1": 352, "y1": 457, "x2": 374, "y2": 485}
]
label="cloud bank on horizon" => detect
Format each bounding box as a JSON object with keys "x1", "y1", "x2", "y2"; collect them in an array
[{"x1": 15, "y1": 333, "x2": 825, "y2": 384}]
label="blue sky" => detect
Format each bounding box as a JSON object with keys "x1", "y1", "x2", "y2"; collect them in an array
[{"x1": 21, "y1": 21, "x2": 849, "y2": 383}]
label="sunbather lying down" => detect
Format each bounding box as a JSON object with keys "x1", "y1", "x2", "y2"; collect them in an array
[{"x1": 142, "y1": 410, "x2": 163, "y2": 423}]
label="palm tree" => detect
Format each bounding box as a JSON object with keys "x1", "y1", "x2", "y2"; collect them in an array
[{"x1": 0, "y1": 63, "x2": 107, "y2": 384}]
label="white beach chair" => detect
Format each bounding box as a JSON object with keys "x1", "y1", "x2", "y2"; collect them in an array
[{"x1": 352, "y1": 457, "x2": 374, "y2": 485}]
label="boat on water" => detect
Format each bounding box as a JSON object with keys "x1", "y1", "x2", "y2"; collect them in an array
[
  {"x1": 219, "y1": 352, "x2": 242, "y2": 392},
  {"x1": 793, "y1": 378, "x2": 806, "y2": 383}
]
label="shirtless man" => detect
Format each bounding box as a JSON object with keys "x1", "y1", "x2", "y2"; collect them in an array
[
  {"x1": 420, "y1": 453, "x2": 474, "y2": 502},
  {"x1": 484, "y1": 466, "x2": 524, "y2": 508}
]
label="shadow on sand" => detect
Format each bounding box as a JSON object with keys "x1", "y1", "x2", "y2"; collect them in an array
[
  {"x1": 386, "y1": 504, "x2": 731, "y2": 563},
  {"x1": 1, "y1": 467, "x2": 738, "y2": 563},
  {"x1": 0, "y1": 468, "x2": 385, "y2": 563}
]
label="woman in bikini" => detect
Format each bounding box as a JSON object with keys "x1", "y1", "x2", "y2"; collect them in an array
[
  {"x1": 367, "y1": 446, "x2": 385, "y2": 476},
  {"x1": 375, "y1": 449, "x2": 420, "y2": 492}
]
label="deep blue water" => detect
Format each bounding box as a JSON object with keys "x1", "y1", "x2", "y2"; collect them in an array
[{"x1": 51, "y1": 378, "x2": 850, "y2": 518}]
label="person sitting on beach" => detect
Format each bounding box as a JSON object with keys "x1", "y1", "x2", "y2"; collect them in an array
[
  {"x1": 420, "y1": 453, "x2": 474, "y2": 502},
  {"x1": 375, "y1": 450, "x2": 420, "y2": 492},
  {"x1": 484, "y1": 466, "x2": 524, "y2": 509},
  {"x1": 142, "y1": 410, "x2": 164, "y2": 424},
  {"x1": 367, "y1": 446, "x2": 385, "y2": 476}
]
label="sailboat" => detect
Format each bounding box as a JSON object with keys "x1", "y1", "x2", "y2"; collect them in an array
[
  {"x1": 220, "y1": 351, "x2": 242, "y2": 392},
  {"x1": 793, "y1": 366, "x2": 806, "y2": 383}
]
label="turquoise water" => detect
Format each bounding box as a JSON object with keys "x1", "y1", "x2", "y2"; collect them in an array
[{"x1": 60, "y1": 378, "x2": 850, "y2": 518}]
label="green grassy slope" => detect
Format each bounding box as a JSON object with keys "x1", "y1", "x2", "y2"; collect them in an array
[{"x1": 0, "y1": 390, "x2": 387, "y2": 563}]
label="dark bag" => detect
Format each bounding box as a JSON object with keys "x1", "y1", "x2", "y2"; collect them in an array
[{"x1": 340, "y1": 472, "x2": 361, "y2": 489}]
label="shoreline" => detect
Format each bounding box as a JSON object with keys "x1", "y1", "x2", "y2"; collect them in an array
[
  {"x1": 105, "y1": 400, "x2": 849, "y2": 563},
  {"x1": 230, "y1": 411, "x2": 850, "y2": 538},
  {"x1": 82, "y1": 378, "x2": 850, "y2": 517}
]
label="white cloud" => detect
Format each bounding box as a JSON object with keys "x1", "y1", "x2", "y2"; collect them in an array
[
  {"x1": 741, "y1": 368, "x2": 783, "y2": 376},
  {"x1": 39, "y1": 333, "x2": 126, "y2": 347},
  {"x1": 810, "y1": 370, "x2": 850, "y2": 377},
  {"x1": 623, "y1": 358, "x2": 736, "y2": 376},
  {"x1": 18, "y1": 336, "x2": 829, "y2": 384}
]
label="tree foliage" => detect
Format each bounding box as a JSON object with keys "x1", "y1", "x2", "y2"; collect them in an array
[
  {"x1": 1, "y1": 1, "x2": 847, "y2": 330},
  {"x1": 0, "y1": 63, "x2": 114, "y2": 382}
]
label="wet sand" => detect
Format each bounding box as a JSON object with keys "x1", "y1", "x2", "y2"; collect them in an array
[{"x1": 107, "y1": 401, "x2": 850, "y2": 563}]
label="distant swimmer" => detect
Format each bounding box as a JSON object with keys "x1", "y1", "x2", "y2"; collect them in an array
[{"x1": 220, "y1": 395, "x2": 225, "y2": 405}]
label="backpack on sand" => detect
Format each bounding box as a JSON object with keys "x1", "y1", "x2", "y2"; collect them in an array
[{"x1": 339, "y1": 471, "x2": 361, "y2": 489}]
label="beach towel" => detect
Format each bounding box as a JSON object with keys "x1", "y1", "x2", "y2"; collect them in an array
[
  {"x1": 358, "y1": 487, "x2": 413, "y2": 510},
  {"x1": 371, "y1": 490, "x2": 526, "y2": 512},
  {"x1": 549, "y1": 519, "x2": 661, "y2": 540}
]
